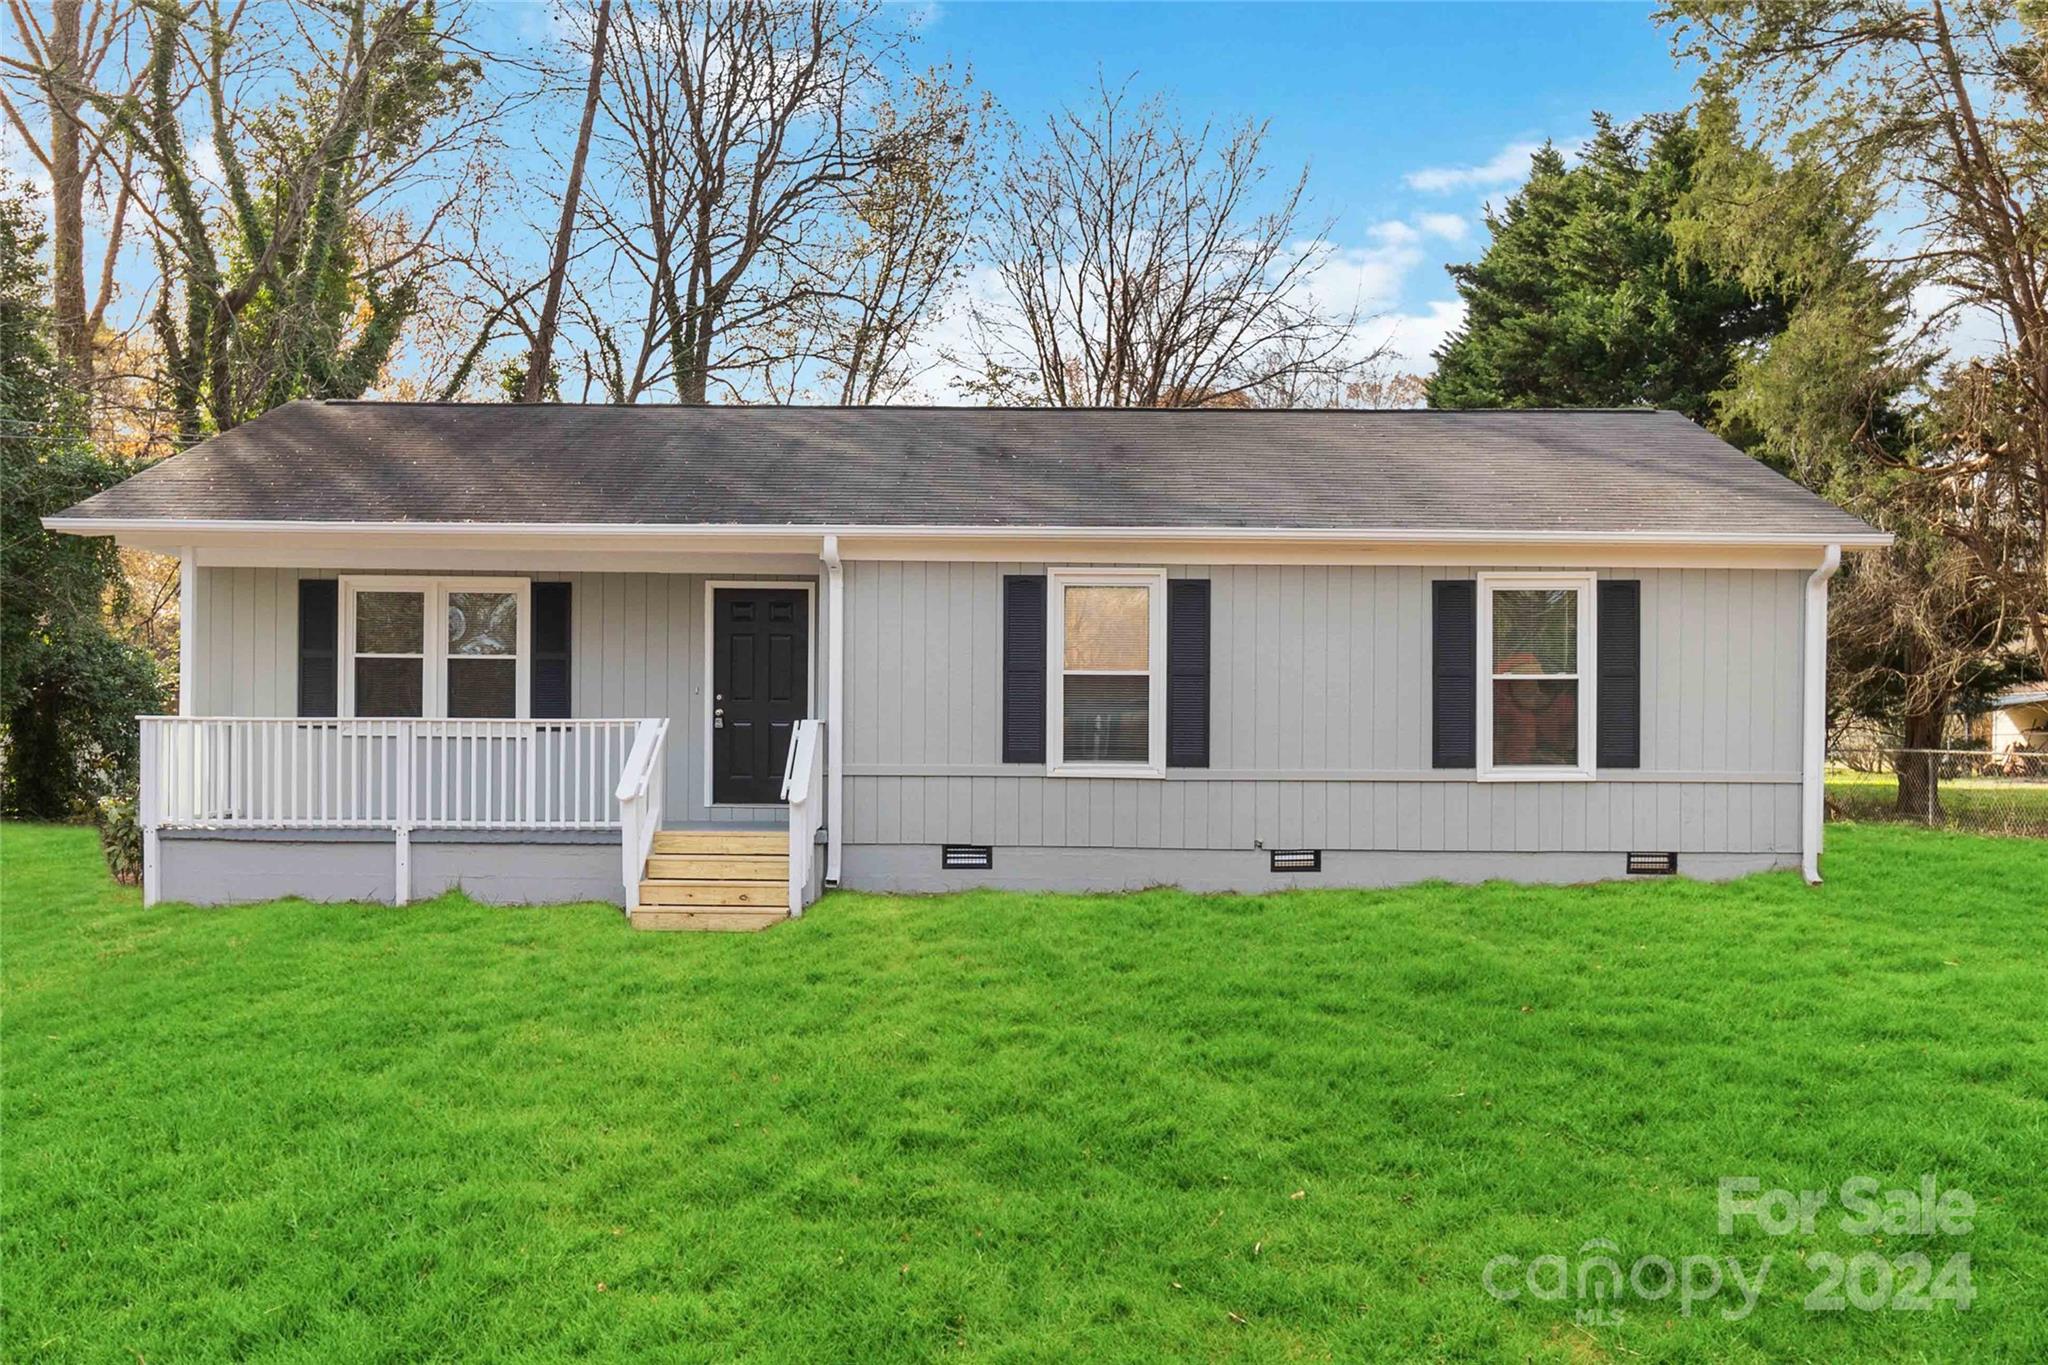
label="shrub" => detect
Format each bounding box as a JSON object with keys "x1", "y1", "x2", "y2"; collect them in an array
[{"x1": 95, "y1": 792, "x2": 143, "y2": 886}]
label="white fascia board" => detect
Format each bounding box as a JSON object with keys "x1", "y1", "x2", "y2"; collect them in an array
[{"x1": 41, "y1": 516, "x2": 1896, "y2": 551}]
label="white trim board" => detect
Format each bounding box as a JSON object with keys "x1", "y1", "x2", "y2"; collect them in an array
[
  {"x1": 193, "y1": 547, "x2": 828, "y2": 575},
  {"x1": 48, "y1": 516, "x2": 1893, "y2": 573},
  {"x1": 46, "y1": 516, "x2": 1894, "y2": 547},
  {"x1": 181, "y1": 540, "x2": 1841, "y2": 573}
]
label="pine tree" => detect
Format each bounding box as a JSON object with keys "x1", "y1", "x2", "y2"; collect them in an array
[{"x1": 1427, "y1": 112, "x2": 1792, "y2": 426}]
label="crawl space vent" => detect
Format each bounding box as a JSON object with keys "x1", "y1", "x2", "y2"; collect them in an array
[
  {"x1": 1270, "y1": 849, "x2": 1322, "y2": 873},
  {"x1": 1627, "y1": 851, "x2": 1679, "y2": 876},
  {"x1": 941, "y1": 845, "x2": 993, "y2": 871}
]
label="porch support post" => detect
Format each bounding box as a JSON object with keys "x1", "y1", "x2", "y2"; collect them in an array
[
  {"x1": 139, "y1": 716, "x2": 161, "y2": 907},
  {"x1": 1801, "y1": 544, "x2": 1841, "y2": 885},
  {"x1": 395, "y1": 723, "x2": 414, "y2": 905},
  {"x1": 822, "y1": 534, "x2": 844, "y2": 885},
  {"x1": 178, "y1": 547, "x2": 197, "y2": 716}
]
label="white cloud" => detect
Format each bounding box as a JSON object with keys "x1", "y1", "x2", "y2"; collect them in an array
[
  {"x1": 1415, "y1": 212, "x2": 1468, "y2": 242},
  {"x1": 1405, "y1": 140, "x2": 1546, "y2": 193},
  {"x1": 187, "y1": 137, "x2": 225, "y2": 193},
  {"x1": 1308, "y1": 223, "x2": 1429, "y2": 316},
  {"x1": 1, "y1": 131, "x2": 53, "y2": 201},
  {"x1": 1907, "y1": 282, "x2": 2011, "y2": 365},
  {"x1": 1363, "y1": 299, "x2": 1467, "y2": 376}
]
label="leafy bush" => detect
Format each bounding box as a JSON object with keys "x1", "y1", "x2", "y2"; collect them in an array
[{"x1": 95, "y1": 792, "x2": 143, "y2": 886}]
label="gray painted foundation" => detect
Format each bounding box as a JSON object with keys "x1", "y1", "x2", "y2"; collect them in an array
[
  {"x1": 158, "y1": 830, "x2": 621, "y2": 907},
  {"x1": 839, "y1": 844, "x2": 1798, "y2": 895}
]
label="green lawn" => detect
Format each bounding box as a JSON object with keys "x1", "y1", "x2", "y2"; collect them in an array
[
  {"x1": 1828, "y1": 768, "x2": 2048, "y2": 837},
  {"x1": 4, "y1": 824, "x2": 2045, "y2": 1362}
]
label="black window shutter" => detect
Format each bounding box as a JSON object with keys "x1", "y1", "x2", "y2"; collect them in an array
[
  {"x1": 1431, "y1": 580, "x2": 1477, "y2": 768},
  {"x1": 531, "y1": 582, "x2": 573, "y2": 719},
  {"x1": 1166, "y1": 578, "x2": 1211, "y2": 768},
  {"x1": 297, "y1": 579, "x2": 339, "y2": 717},
  {"x1": 1001, "y1": 574, "x2": 1046, "y2": 763},
  {"x1": 1597, "y1": 579, "x2": 1641, "y2": 768}
]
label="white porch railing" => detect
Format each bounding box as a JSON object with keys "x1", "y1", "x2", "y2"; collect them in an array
[
  {"x1": 615, "y1": 719, "x2": 670, "y2": 917},
  {"x1": 780, "y1": 718, "x2": 826, "y2": 917},
  {"x1": 138, "y1": 716, "x2": 648, "y2": 907}
]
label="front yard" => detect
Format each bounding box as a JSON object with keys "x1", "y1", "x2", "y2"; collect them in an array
[{"x1": 3, "y1": 823, "x2": 2044, "y2": 1362}]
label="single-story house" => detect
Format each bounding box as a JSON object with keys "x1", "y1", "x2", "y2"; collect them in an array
[{"x1": 47, "y1": 402, "x2": 1888, "y2": 928}]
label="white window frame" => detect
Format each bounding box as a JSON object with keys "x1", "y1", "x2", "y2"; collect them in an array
[
  {"x1": 339, "y1": 575, "x2": 531, "y2": 720},
  {"x1": 1047, "y1": 567, "x2": 1168, "y2": 778},
  {"x1": 1476, "y1": 571, "x2": 1597, "y2": 782}
]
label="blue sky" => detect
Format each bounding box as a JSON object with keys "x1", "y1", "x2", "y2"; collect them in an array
[
  {"x1": 901, "y1": 1, "x2": 1705, "y2": 371},
  {"x1": 1, "y1": 1, "x2": 1710, "y2": 393}
]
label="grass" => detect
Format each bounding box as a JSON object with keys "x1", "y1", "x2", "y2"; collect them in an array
[
  {"x1": 1828, "y1": 767, "x2": 2048, "y2": 838},
  {"x1": 4, "y1": 823, "x2": 2045, "y2": 1363}
]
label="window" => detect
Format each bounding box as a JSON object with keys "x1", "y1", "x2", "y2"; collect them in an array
[
  {"x1": 353, "y1": 588, "x2": 426, "y2": 717},
  {"x1": 1048, "y1": 568, "x2": 1166, "y2": 776},
  {"x1": 1477, "y1": 573, "x2": 1596, "y2": 780},
  {"x1": 340, "y1": 577, "x2": 530, "y2": 719},
  {"x1": 446, "y1": 590, "x2": 520, "y2": 717}
]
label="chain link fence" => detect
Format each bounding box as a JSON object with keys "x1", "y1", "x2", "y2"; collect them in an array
[{"x1": 1827, "y1": 748, "x2": 2048, "y2": 838}]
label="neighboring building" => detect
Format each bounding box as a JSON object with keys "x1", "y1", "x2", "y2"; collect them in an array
[
  {"x1": 47, "y1": 403, "x2": 1887, "y2": 926},
  {"x1": 1971, "y1": 687, "x2": 2048, "y2": 755}
]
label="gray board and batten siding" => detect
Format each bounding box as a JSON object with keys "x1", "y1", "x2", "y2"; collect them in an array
[
  {"x1": 192, "y1": 565, "x2": 811, "y2": 826},
  {"x1": 188, "y1": 557, "x2": 1808, "y2": 891},
  {"x1": 838, "y1": 560, "x2": 1808, "y2": 889}
]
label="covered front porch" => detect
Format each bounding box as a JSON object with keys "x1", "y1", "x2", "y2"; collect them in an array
[
  {"x1": 138, "y1": 714, "x2": 826, "y2": 927},
  {"x1": 129, "y1": 538, "x2": 848, "y2": 926}
]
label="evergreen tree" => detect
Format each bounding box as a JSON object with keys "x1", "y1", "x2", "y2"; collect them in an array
[
  {"x1": 1427, "y1": 112, "x2": 1792, "y2": 426},
  {"x1": 0, "y1": 172, "x2": 165, "y2": 817}
]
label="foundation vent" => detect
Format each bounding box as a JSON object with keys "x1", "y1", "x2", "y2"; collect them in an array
[{"x1": 942, "y1": 844, "x2": 994, "y2": 871}]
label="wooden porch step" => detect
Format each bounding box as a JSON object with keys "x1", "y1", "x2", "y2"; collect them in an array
[
  {"x1": 638, "y1": 879, "x2": 784, "y2": 907},
  {"x1": 645, "y1": 853, "x2": 788, "y2": 881},
  {"x1": 651, "y1": 829, "x2": 788, "y2": 856},
  {"x1": 632, "y1": 907, "x2": 785, "y2": 932}
]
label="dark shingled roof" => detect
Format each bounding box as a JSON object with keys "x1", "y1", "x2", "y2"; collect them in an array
[{"x1": 53, "y1": 400, "x2": 1880, "y2": 539}]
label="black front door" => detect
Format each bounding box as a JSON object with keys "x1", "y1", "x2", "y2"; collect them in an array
[{"x1": 712, "y1": 587, "x2": 809, "y2": 805}]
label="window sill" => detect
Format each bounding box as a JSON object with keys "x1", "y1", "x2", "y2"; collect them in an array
[
  {"x1": 1048, "y1": 762, "x2": 1166, "y2": 780},
  {"x1": 1476, "y1": 767, "x2": 1596, "y2": 783}
]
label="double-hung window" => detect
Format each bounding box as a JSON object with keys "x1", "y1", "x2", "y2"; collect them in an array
[
  {"x1": 1047, "y1": 568, "x2": 1167, "y2": 776},
  {"x1": 1477, "y1": 572, "x2": 1596, "y2": 780},
  {"x1": 340, "y1": 577, "x2": 530, "y2": 719}
]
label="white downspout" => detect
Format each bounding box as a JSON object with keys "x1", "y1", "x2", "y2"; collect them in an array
[
  {"x1": 822, "y1": 534, "x2": 845, "y2": 886},
  {"x1": 1801, "y1": 544, "x2": 1842, "y2": 885}
]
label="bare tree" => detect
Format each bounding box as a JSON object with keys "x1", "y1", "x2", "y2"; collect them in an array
[
  {"x1": 2, "y1": 0, "x2": 153, "y2": 385},
  {"x1": 1829, "y1": 515, "x2": 2015, "y2": 816},
  {"x1": 1665, "y1": 0, "x2": 2048, "y2": 683},
  {"x1": 581, "y1": 0, "x2": 922, "y2": 403},
  {"x1": 963, "y1": 79, "x2": 1372, "y2": 408},
  {"x1": 752, "y1": 68, "x2": 987, "y2": 404},
  {"x1": 522, "y1": 0, "x2": 610, "y2": 403},
  {"x1": 99, "y1": 0, "x2": 490, "y2": 439}
]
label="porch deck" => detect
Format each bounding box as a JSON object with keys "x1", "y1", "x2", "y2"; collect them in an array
[{"x1": 137, "y1": 715, "x2": 827, "y2": 928}]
